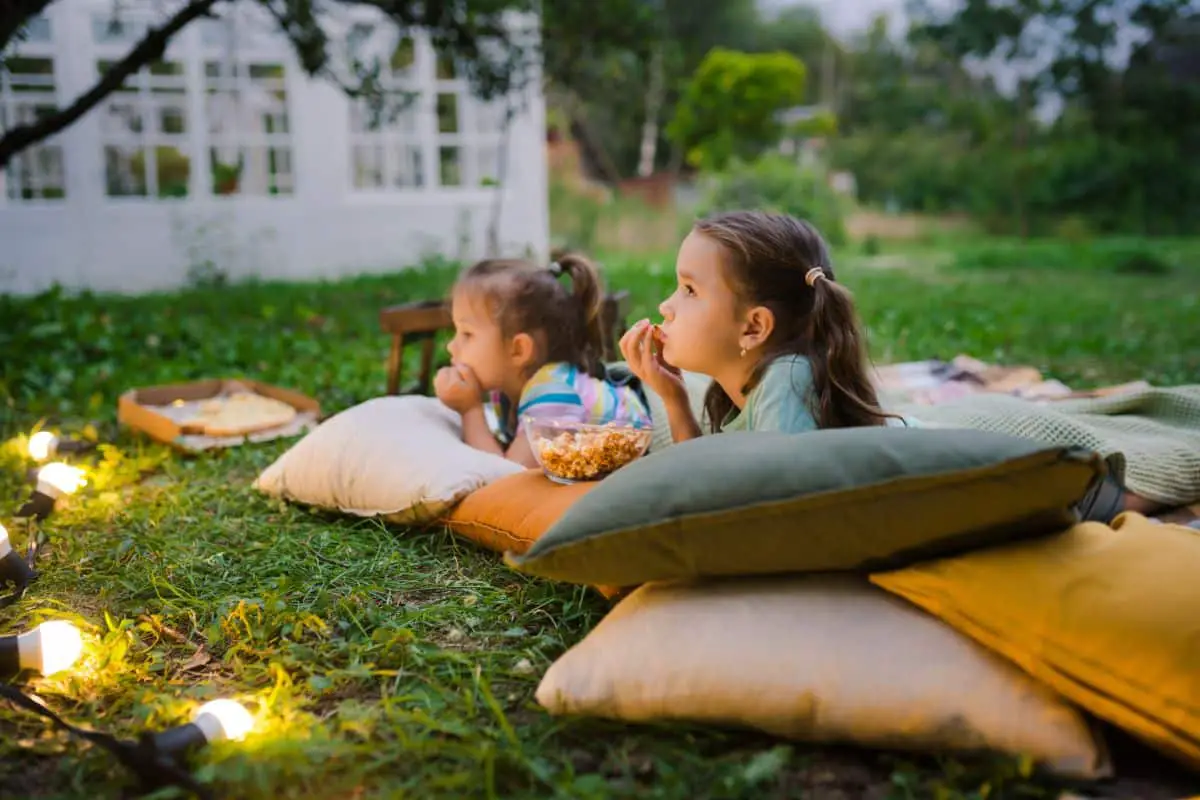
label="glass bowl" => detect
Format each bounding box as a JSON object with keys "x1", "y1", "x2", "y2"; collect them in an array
[{"x1": 523, "y1": 416, "x2": 654, "y2": 484}]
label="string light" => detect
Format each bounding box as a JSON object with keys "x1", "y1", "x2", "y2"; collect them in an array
[
  {"x1": 3, "y1": 428, "x2": 240, "y2": 800},
  {"x1": 0, "y1": 524, "x2": 33, "y2": 592},
  {"x1": 0, "y1": 620, "x2": 83, "y2": 677},
  {"x1": 150, "y1": 699, "x2": 255, "y2": 755},
  {"x1": 0, "y1": 682, "x2": 219, "y2": 800},
  {"x1": 16, "y1": 462, "x2": 86, "y2": 520},
  {"x1": 28, "y1": 431, "x2": 60, "y2": 462},
  {"x1": 27, "y1": 431, "x2": 94, "y2": 463}
]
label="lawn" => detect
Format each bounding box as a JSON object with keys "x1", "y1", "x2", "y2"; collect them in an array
[{"x1": 1, "y1": 238, "x2": 1198, "y2": 799}]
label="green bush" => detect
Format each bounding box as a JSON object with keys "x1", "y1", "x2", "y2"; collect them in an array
[
  {"x1": 667, "y1": 49, "x2": 808, "y2": 172},
  {"x1": 693, "y1": 154, "x2": 849, "y2": 246}
]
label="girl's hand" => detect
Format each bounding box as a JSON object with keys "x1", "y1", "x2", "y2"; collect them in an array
[
  {"x1": 435, "y1": 364, "x2": 483, "y2": 414},
  {"x1": 620, "y1": 319, "x2": 687, "y2": 404}
]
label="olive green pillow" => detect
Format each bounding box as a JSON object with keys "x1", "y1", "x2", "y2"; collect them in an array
[{"x1": 505, "y1": 427, "x2": 1104, "y2": 587}]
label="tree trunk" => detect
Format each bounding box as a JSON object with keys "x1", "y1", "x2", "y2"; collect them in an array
[
  {"x1": 1013, "y1": 81, "x2": 1029, "y2": 239},
  {"x1": 636, "y1": 46, "x2": 665, "y2": 178}
]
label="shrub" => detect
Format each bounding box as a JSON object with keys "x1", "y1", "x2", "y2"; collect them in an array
[{"x1": 693, "y1": 154, "x2": 849, "y2": 246}]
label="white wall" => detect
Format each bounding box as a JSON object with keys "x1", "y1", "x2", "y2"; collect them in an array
[{"x1": 0, "y1": 1, "x2": 549, "y2": 295}]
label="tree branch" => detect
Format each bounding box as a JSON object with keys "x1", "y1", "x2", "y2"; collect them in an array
[
  {"x1": 0, "y1": 0, "x2": 220, "y2": 169},
  {"x1": 0, "y1": 0, "x2": 55, "y2": 56}
]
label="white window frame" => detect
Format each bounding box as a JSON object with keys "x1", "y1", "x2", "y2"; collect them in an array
[
  {"x1": 197, "y1": 6, "x2": 297, "y2": 198},
  {"x1": 1, "y1": 16, "x2": 68, "y2": 203},
  {"x1": 345, "y1": 26, "x2": 427, "y2": 193}
]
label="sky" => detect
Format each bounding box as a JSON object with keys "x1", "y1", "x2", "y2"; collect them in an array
[
  {"x1": 758, "y1": 0, "x2": 940, "y2": 39},
  {"x1": 757, "y1": 0, "x2": 1162, "y2": 118}
]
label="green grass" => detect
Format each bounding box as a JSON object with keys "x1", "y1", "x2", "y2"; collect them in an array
[{"x1": 1, "y1": 239, "x2": 1198, "y2": 799}]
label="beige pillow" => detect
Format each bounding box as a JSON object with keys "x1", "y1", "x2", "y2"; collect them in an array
[
  {"x1": 537, "y1": 574, "x2": 1110, "y2": 779},
  {"x1": 254, "y1": 396, "x2": 524, "y2": 524}
]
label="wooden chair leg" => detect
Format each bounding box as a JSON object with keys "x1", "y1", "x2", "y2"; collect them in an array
[
  {"x1": 387, "y1": 334, "x2": 404, "y2": 396},
  {"x1": 418, "y1": 337, "x2": 437, "y2": 395}
]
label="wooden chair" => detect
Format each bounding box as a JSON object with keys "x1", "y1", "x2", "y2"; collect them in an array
[{"x1": 380, "y1": 290, "x2": 632, "y2": 396}]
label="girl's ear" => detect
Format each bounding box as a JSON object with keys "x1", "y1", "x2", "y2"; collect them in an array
[
  {"x1": 740, "y1": 305, "x2": 775, "y2": 352},
  {"x1": 509, "y1": 332, "x2": 537, "y2": 370}
]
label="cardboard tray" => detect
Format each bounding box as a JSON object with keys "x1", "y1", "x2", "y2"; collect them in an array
[{"x1": 118, "y1": 378, "x2": 321, "y2": 452}]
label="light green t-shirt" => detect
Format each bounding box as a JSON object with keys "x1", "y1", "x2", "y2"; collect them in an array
[{"x1": 721, "y1": 355, "x2": 919, "y2": 433}]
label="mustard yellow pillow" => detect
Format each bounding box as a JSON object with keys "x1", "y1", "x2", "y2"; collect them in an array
[
  {"x1": 537, "y1": 575, "x2": 1110, "y2": 778},
  {"x1": 871, "y1": 512, "x2": 1200, "y2": 770}
]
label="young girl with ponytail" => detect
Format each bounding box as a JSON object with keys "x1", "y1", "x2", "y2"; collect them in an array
[
  {"x1": 620, "y1": 209, "x2": 1148, "y2": 524},
  {"x1": 621, "y1": 210, "x2": 915, "y2": 441},
  {"x1": 436, "y1": 254, "x2": 651, "y2": 467}
]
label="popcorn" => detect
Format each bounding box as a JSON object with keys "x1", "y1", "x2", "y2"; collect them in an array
[{"x1": 531, "y1": 422, "x2": 651, "y2": 482}]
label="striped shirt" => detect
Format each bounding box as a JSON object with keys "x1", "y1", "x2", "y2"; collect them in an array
[{"x1": 487, "y1": 362, "x2": 651, "y2": 445}]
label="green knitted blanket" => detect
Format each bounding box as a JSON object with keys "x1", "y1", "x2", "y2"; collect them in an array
[{"x1": 893, "y1": 386, "x2": 1200, "y2": 506}]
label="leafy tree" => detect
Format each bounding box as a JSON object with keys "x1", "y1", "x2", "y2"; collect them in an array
[
  {"x1": 666, "y1": 48, "x2": 807, "y2": 171},
  {"x1": 0, "y1": 0, "x2": 668, "y2": 170},
  {"x1": 908, "y1": 0, "x2": 1200, "y2": 234}
]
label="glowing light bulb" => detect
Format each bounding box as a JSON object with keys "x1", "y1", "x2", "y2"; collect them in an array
[
  {"x1": 0, "y1": 621, "x2": 83, "y2": 676},
  {"x1": 28, "y1": 431, "x2": 59, "y2": 462},
  {"x1": 149, "y1": 696, "x2": 257, "y2": 754},
  {"x1": 0, "y1": 524, "x2": 34, "y2": 588},
  {"x1": 36, "y1": 463, "x2": 86, "y2": 499},
  {"x1": 193, "y1": 699, "x2": 254, "y2": 743}
]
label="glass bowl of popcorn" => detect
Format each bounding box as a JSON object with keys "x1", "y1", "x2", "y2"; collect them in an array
[{"x1": 523, "y1": 416, "x2": 654, "y2": 484}]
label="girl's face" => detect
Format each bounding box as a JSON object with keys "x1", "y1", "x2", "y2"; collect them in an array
[
  {"x1": 446, "y1": 290, "x2": 513, "y2": 393},
  {"x1": 657, "y1": 231, "x2": 748, "y2": 376}
]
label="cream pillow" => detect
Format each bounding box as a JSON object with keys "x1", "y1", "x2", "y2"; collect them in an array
[
  {"x1": 254, "y1": 396, "x2": 524, "y2": 524},
  {"x1": 537, "y1": 574, "x2": 1110, "y2": 779}
]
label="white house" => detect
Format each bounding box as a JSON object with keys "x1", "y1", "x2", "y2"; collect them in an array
[{"x1": 0, "y1": 0, "x2": 549, "y2": 295}]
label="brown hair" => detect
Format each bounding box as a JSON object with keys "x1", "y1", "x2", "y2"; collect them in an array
[
  {"x1": 454, "y1": 251, "x2": 607, "y2": 379},
  {"x1": 693, "y1": 210, "x2": 897, "y2": 432}
]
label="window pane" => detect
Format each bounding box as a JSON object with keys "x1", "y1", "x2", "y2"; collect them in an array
[
  {"x1": 437, "y1": 93, "x2": 458, "y2": 134},
  {"x1": 153, "y1": 87, "x2": 187, "y2": 134},
  {"x1": 439, "y1": 146, "x2": 460, "y2": 187},
  {"x1": 92, "y1": 14, "x2": 148, "y2": 43},
  {"x1": 156, "y1": 146, "x2": 191, "y2": 197},
  {"x1": 391, "y1": 37, "x2": 415, "y2": 74},
  {"x1": 210, "y1": 148, "x2": 242, "y2": 195},
  {"x1": 477, "y1": 145, "x2": 502, "y2": 187},
  {"x1": 105, "y1": 146, "x2": 148, "y2": 196},
  {"x1": 2, "y1": 57, "x2": 64, "y2": 201},
  {"x1": 393, "y1": 145, "x2": 423, "y2": 188},
  {"x1": 22, "y1": 15, "x2": 51, "y2": 42},
  {"x1": 267, "y1": 147, "x2": 293, "y2": 195},
  {"x1": 7, "y1": 146, "x2": 65, "y2": 200},
  {"x1": 352, "y1": 145, "x2": 384, "y2": 188},
  {"x1": 149, "y1": 61, "x2": 183, "y2": 77}
]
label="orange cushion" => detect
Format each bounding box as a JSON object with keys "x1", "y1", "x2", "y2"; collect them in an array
[
  {"x1": 446, "y1": 469, "x2": 596, "y2": 553},
  {"x1": 445, "y1": 470, "x2": 624, "y2": 599}
]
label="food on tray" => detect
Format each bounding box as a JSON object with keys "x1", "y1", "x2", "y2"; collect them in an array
[
  {"x1": 180, "y1": 392, "x2": 298, "y2": 437},
  {"x1": 526, "y1": 419, "x2": 652, "y2": 483}
]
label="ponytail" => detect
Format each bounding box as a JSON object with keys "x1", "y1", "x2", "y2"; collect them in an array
[
  {"x1": 702, "y1": 278, "x2": 897, "y2": 432},
  {"x1": 554, "y1": 253, "x2": 606, "y2": 377},
  {"x1": 805, "y1": 278, "x2": 897, "y2": 428},
  {"x1": 455, "y1": 250, "x2": 609, "y2": 380}
]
